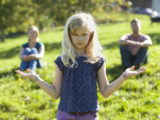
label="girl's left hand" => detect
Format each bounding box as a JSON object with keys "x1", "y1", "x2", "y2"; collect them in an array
[{"x1": 122, "y1": 66, "x2": 146, "y2": 79}]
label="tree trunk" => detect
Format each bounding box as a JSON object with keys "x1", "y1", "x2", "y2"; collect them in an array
[{"x1": 0, "y1": 32, "x2": 5, "y2": 42}]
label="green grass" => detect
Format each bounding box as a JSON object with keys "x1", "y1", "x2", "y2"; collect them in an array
[{"x1": 0, "y1": 14, "x2": 160, "y2": 120}]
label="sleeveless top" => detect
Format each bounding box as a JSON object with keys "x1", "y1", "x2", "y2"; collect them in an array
[
  {"x1": 22, "y1": 42, "x2": 43, "y2": 52},
  {"x1": 55, "y1": 56, "x2": 105, "y2": 112},
  {"x1": 22, "y1": 42, "x2": 44, "y2": 68}
]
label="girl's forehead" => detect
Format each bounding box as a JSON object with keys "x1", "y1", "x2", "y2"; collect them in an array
[
  {"x1": 70, "y1": 25, "x2": 91, "y2": 33},
  {"x1": 29, "y1": 29, "x2": 37, "y2": 32}
]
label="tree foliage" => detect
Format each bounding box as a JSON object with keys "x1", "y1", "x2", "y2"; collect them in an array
[{"x1": 0, "y1": 0, "x2": 131, "y2": 42}]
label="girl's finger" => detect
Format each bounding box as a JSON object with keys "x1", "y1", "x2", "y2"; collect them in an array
[
  {"x1": 130, "y1": 66, "x2": 135, "y2": 70},
  {"x1": 137, "y1": 67, "x2": 146, "y2": 73},
  {"x1": 16, "y1": 70, "x2": 24, "y2": 75},
  {"x1": 16, "y1": 70, "x2": 20, "y2": 73},
  {"x1": 27, "y1": 69, "x2": 30, "y2": 73},
  {"x1": 27, "y1": 69, "x2": 35, "y2": 74}
]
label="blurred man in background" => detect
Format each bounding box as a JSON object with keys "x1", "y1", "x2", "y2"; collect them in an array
[{"x1": 118, "y1": 18, "x2": 152, "y2": 69}]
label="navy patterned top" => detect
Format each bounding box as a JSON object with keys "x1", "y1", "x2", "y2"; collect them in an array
[{"x1": 55, "y1": 56, "x2": 105, "y2": 112}]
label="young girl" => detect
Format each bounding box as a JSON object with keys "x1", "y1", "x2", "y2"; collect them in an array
[
  {"x1": 16, "y1": 12, "x2": 145, "y2": 120},
  {"x1": 19, "y1": 25, "x2": 45, "y2": 71}
]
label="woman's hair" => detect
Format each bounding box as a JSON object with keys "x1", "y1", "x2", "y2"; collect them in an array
[
  {"x1": 28, "y1": 25, "x2": 39, "y2": 42},
  {"x1": 61, "y1": 12, "x2": 103, "y2": 67}
]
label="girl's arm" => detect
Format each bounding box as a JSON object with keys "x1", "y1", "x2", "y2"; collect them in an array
[
  {"x1": 16, "y1": 64, "x2": 63, "y2": 99},
  {"x1": 97, "y1": 63, "x2": 145, "y2": 98}
]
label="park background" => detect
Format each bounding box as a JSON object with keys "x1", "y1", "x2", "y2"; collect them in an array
[{"x1": 0, "y1": 0, "x2": 160, "y2": 119}]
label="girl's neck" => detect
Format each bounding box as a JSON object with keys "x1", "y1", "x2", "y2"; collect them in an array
[{"x1": 75, "y1": 49, "x2": 86, "y2": 57}]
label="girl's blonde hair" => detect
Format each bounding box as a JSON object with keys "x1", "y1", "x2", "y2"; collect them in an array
[
  {"x1": 61, "y1": 12, "x2": 103, "y2": 67},
  {"x1": 28, "y1": 25, "x2": 40, "y2": 42}
]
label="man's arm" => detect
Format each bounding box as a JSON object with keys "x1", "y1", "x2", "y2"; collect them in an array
[
  {"x1": 139, "y1": 36, "x2": 152, "y2": 47},
  {"x1": 118, "y1": 35, "x2": 152, "y2": 47},
  {"x1": 118, "y1": 39, "x2": 139, "y2": 46},
  {"x1": 118, "y1": 34, "x2": 138, "y2": 46}
]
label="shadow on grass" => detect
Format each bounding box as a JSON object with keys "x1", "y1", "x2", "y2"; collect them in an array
[
  {"x1": 0, "y1": 46, "x2": 19, "y2": 59},
  {"x1": 44, "y1": 42, "x2": 61, "y2": 52},
  {"x1": 0, "y1": 42, "x2": 61, "y2": 59},
  {"x1": 6, "y1": 32, "x2": 26, "y2": 39},
  {"x1": 103, "y1": 41, "x2": 119, "y2": 50},
  {"x1": 0, "y1": 67, "x2": 40, "y2": 90},
  {"x1": 0, "y1": 67, "x2": 19, "y2": 79},
  {"x1": 106, "y1": 64, "x2": 123, "y2": 82},
  {"x1": 148, "y1": 33, "x2": 160, "y2": 44}
]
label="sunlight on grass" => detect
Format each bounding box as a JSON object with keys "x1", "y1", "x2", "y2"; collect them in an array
[{"x1": 0, "y1": 14, "x2": 160, "y2": 119}]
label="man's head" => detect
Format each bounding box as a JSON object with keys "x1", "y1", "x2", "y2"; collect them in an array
[{"x1": 130, "y1": 18, "x2": 141, "y2": 34}]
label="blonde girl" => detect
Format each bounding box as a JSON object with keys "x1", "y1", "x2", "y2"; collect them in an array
[
  {"x1": 19, "y1": 25, "x2": 45, "y2": 70},
  {"x1": 16, "y1": 13, "x2": 145, "y2": 120}
]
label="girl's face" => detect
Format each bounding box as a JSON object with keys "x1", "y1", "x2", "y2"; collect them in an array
[
  {"x1": 28, "y1": 29, "x2": 37, "y2": 41},
  {"x1": 69, "y1": 26, "x2": 91, "y2": 51}
]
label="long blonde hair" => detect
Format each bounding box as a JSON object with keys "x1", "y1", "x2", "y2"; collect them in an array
[
  {"x1": 61, "y1": 12, "x2": 103, "y2": 67},
  {"x1": 28, "y1": 25, "x2": 40, "y2": 42}
]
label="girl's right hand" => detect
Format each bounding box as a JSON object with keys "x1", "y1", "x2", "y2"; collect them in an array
[{"x1": 16, "y1": 69, "x2": 38, "y2": 80}]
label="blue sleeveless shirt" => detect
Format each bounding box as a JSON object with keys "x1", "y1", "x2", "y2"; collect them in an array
[
  {"x1": 55, "y1": 56, "x2": 105, "y2": 112},
  {"x1": 22, "y1": 42, "x2": 44, "y2": 68},
  {"x1": 22, "y1": 42, "x2": 44, "y2": 52}
]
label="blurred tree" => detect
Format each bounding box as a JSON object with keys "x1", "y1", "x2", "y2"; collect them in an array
[
  {"x1": 0, "y1": 0, "x2": 32, "y2": 42},
  {"x1": 0, "y1": 0, "x2": 130, "y2": 42},
  {"x1": 0, "y1": 0, "x2": 17, "y2": 42}
]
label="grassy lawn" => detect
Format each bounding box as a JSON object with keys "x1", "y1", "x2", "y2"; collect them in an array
[{"x1": 0, "y1": 14, "x2": 160, "y2": 120}]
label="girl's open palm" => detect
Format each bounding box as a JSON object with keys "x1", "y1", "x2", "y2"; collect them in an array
[
  {"x1": 16, "y1": 69, "x2": 37, "y2": 80},
  {"x1": 123, "y1": 66, "x2": 146, "y2": 78}
]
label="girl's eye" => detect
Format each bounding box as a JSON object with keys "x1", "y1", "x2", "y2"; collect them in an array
[{"x1": 74, "y1": 34, "x2": 79, "y2": 36}]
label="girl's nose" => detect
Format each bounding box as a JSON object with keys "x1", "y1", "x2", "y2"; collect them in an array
[{"x1": 77, "y1": 36, "x2": 83, "y2": 40}]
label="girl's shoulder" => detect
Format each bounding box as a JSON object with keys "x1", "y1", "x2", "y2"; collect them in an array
[
  {"x1": 55, "y1": 56, "x2": 65, "y2": 71},
  {"x1": 95, "y1": 57, "x2": 106, "y2": 70}
]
